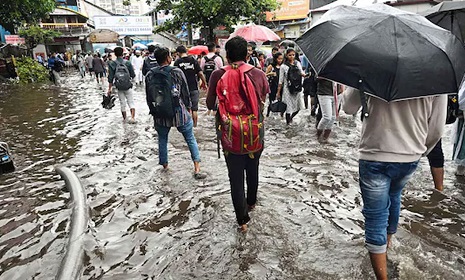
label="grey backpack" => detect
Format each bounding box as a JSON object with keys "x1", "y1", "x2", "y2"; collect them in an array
[{"x1": 114, "y1": 60, "x2": 132, "y2": 90}]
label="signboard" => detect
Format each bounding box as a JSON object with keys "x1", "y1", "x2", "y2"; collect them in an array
[
  {"x1": 94, "y1": 16, "x2": 153, "y2": 36},
  {"x1": 157, "y1": 10, "x2": 174, "y2": 25},
  {"x1": 88, "y1": 29, "x2": 119, "y2": 43},
  {"x1": 266, "y1": 0, "x2": 310, "y2": 21},
  {"x1": 5, "y1": 35, "x2": 25, "y2": 45}
]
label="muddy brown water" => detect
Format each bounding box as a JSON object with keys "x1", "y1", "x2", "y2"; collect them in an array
[{"x1": 0, "y1": 73, "x2": 464, "y2": 279}]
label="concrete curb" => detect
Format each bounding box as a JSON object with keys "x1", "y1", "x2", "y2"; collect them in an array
[{"x1": 55, "y1": 166, "x2": 88, "y2": 280}]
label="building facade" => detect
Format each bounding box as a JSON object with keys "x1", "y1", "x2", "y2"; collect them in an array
[
  {"x1": 87, "y1": 0, "x2": 152, "y2": 15},
  {"x1": 34, "y1": 5, "x2": 91, "y2": 58}
]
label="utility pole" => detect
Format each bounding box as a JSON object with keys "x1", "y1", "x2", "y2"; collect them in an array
[{"x1": 188, "y1": 25, "x2": 193, "y2": 45}]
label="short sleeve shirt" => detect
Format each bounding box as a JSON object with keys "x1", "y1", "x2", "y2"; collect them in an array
[{"x1": 174, "y1": 56, "x2": 202, "y2": 91}]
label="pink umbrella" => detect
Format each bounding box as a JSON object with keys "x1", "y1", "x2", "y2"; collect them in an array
[
  {"x1": 229, "y1": 25, "x2": 281, "y2": 42},
  {"x1": 188, "y1": 45, "x2": 209, "y2": 55}
]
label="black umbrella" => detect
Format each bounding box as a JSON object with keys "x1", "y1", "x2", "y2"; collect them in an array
[
  {"x1": 296, "y1": 4, "x2": 465, "y2": 102},
  {"x1": 422, "y1": 1, "x2": 465, "y2": 43},
  {"x1": 279, "y1": 39, "x2": 295, "y2": 48}
]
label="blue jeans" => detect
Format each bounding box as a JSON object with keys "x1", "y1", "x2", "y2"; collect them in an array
[
  {"x1": 155, "y1": 118, "x2": 201, "y2": 165},
  {"x1": 359, "y1": 160, "x2": 418, "y2": 254}
]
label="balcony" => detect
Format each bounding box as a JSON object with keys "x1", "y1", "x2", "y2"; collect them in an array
[{"x1": 39, "y1": 23, "x2": 90, "y2": 37}]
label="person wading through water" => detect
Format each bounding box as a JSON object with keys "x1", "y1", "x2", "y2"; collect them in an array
[
  {"x1": 277, "y1": 48, "x2": 306, "y2": 125},
  {"x1": 343, "y1": 87, "x2": 446, "y2": 280},
  {"x1": 146, "y1": 47, "x2": 206, "y2": 179},
  {"x1": 265, "y1": 52, "x2": 284, "y2": 117},
  {"x1": 174, "y1": 45, "x2": 208, "y2": 127},
  {"x1": 206, "y1": 36, "x2": 270, "y2": 232}
]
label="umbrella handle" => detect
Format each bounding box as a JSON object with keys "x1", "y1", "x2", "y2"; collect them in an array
[{"x1": 359, "y1": 80, "x2": 369, "y2": 121}]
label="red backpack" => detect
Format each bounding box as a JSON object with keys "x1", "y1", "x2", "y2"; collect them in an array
[{"x1": 216, "y1": 63, "x2": 263, "y2": 155}]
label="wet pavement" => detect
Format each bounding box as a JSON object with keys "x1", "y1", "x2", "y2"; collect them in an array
[{"x1": 0, "y1": 72, "x2": 464, "y2": 279}]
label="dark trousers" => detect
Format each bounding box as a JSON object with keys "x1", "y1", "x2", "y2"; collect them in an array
[
  {"x1": 427, "y1": 139, "x2": 444, "y2": 168},
  {"x1": 225, "y1": 149, "x2": 263, "y2": 225}
]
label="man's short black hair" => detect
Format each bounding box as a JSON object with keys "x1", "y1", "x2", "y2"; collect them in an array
[
  {"x1": 207, "y1": 42, "x2": 216, "y2": 52},
  {"x1": 176, "y1": 45, "x2": 187, "y2": 54},
  {"x1": 154, "y1": 47, "x2": 170, "y2": 64},
  {"x1": 114, "y1": 47, "x2": 124, "y2": 57},
  {"x1": 225, "y1": 36, "x2": 247, "y2": 63},
  {"x1": 148, "y1": 45, "x2": 157, "y2": 53},
  {"x1": 272, "y1": 47, "x2": 279, "y2": 52}
]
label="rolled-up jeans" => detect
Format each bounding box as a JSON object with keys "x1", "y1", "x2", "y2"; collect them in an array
[
  {"x1": 359, "y1": 159, "x2": 419, "y2": 254},
  {"x1": 317, "y1": 95, "x2": 336, "y2": 130},
  {"x1": 117, "y1": 89, "x2": 135, "y2": 112},
  {"x1": 155, "y1": 117, "x2": 201, "y2": 165}
]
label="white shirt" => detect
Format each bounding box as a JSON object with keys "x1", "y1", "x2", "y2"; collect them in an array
[
  {"x1": 131, "y1": 55, "x2": 144, "y2": 71},
  {"x1": 200, "y1": 52, "x2": 223, "y2": 71}
]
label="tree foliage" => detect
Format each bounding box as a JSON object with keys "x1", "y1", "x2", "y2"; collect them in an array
[
  {"x1": 0, "y1": 0, "x2": 56, "y2": 32},
  {"x1": 19, "y1": 26, "x2": 61, "y2": 53},
  {"x1": 16, "y1": 57, "x2": 50, "y2": 83},
  {"x1": 147, "y1": 0, "x2": 279, "y2": 41}
]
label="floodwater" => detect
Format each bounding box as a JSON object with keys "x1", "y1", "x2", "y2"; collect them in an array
[{"x1": 0, "y1": 72, "x2": 464, "y2": 280}]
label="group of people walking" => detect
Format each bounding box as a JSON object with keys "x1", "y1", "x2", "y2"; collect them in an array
[{"x1": 58, "y1": 36, "x2": 454, "y2": 280}]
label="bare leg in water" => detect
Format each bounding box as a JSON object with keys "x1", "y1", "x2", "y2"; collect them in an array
[{"x1": 369, "y1": 252, "x2": 388, "y2": 280}]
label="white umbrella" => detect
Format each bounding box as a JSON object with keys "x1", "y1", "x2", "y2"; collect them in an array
[
  {"x1": 132, "y1": 43, "x2": 147, "y2": 49},
  {"x1": 147, "y1": 41, "x2": 162, "y2": 46}
]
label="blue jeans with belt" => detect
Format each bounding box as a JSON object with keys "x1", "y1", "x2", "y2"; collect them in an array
[
  {"x1": 359, "y1": 159, "x2": 419, "y2": 254},
  {"x1": 155, "y1": 117, "x2": 201, "y2": 165}
]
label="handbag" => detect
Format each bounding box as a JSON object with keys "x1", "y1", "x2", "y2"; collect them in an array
[{"x1": 270, "y1": 100, "x2": 287, "y2": 113}]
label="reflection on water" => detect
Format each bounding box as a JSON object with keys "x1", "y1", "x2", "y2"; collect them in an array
[{"x1": 0, "y1": 75, "x2": 465, "y2": 279}]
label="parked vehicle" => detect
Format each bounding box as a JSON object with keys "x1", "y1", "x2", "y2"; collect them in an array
[{"x1": 0, "y1": 142, "x2": 15, "y2": 174}]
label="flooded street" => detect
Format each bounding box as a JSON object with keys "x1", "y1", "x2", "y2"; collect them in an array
[{"x1": 1, "y1": 72, "x2": 465, "y2": 280}]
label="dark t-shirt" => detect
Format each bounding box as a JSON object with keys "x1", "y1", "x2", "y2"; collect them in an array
[{"x1": 174, "y1": 56, "x2": 202, "y2": 91}]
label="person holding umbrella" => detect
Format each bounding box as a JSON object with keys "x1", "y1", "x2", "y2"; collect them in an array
[
  {"x1": 343, "y1": 87, "x2": 447, "y2": 280},
  {"x1": 297, "y1": 4, "x2": 465, "y2": 279}
]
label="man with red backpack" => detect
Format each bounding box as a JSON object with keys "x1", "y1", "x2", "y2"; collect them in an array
[{"x1": 206, "y1": 36, "x2": 270, "y2": 232}]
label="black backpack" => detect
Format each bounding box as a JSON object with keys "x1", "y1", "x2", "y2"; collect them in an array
[
  {"x1": 145, "y1": 66, "x2": 177, "y2": 118},
  {"x1": 114, "y1": 60, "x2": 132, "y2": 90},
  {"x1": 286, "y1": 62, "x2": 303, "y2": 95},
  {"x1": 142, "y1": 55, "x2": 158, "y2": 76},
  {"x1": 53, "y1": 60, "x2": 64, "y2": 72},
  {"x1": 446, "y1": 94, "x2": 462, "y2": 124},
  {"x1": 203, "y1": 55, "x2": 217, "y2": 82}
]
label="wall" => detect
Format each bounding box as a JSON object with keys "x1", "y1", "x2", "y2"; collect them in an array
[
  {"x1": 393, "y1": 3, "x2": 435, "y2": 14},
  {"x1": 32, "y1": 45, "x2": 48, "y2": 59}
]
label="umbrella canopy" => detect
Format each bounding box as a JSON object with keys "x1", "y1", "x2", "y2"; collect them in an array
[
  {"x1": 422, "y1": 1, "x2": 465, "y2": 43},
  {"x1": 229, "y1": 25, "x2": 280, "y2": 42},
  {"x1": 188, "y1": 45, "x2": 208, "y2": 55},
  {"x1": 147, "y1": 41, "x2": 162, "y2": 46},
  {"x1": 279, "y1": 39, "x2": 295, "y2": 47},
  {"x1": 132, "y1": 43, "x2": 147, "y2": 49},
  {"x1": 296, "y1": 4, "x2": 465, "y2": 102}
]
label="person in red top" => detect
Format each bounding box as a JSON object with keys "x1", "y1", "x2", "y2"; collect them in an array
[{"x1": 206, "y1": 36, "x2": 270, "y2": 232}]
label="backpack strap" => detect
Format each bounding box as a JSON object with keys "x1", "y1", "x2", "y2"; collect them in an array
[
  {"x1": 204, "y1": 55, "x2": 217, "y2": 63},
  {"x1": 161, "y1": 65, "x2": 174, "y2": 73}
]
